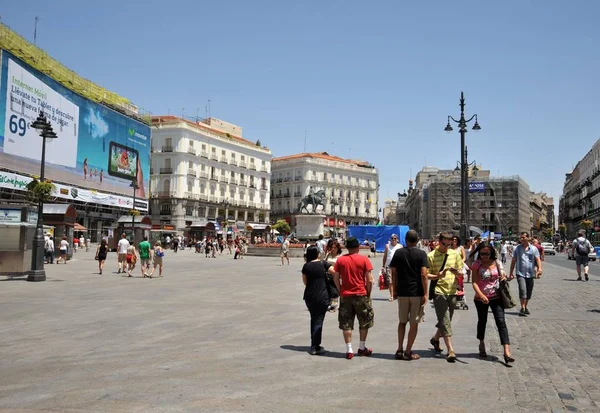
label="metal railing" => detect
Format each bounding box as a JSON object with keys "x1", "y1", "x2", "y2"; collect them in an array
[
  {"x1": 239, "y1": 162, "x2": 247, "y2": 168},
  {"x1": 162, "y1": 146, "x2": 173, "y2": 152},
  {"x1": 160, "y1": 167, "x2": 173, "y2": 174},
  {"x1": 187, "y1": 169, "x2": 196, "y2": 177},
  {"x1": 187, "y1": 148, "x2": 196, "y2": 155},
  {"x1": 200, "y1": 151, "x2": 208, "y2": 158}
]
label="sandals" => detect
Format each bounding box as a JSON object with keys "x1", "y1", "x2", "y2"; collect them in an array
[
  {"x1": 430, "y1": 338, "x2": 443, "y2": 353},
  {"x1": 394, "y1": 349, "x2": 404, "y2": 360},
  {"x1": 403, "y1": 351, "x2": 420, "y2": 361}
]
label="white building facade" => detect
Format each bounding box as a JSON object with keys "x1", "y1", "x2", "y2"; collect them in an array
[
  {"x1": 270, "y1": 152, "x2": 379, "y2": 234},
  {"x1": 150, "y1": 116, "x2": 272, "y2": 236}
]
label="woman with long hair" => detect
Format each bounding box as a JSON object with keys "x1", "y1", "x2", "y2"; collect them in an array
[
  {"x1": 302, "y1": 245, "x2": 334, "y2": 355},
  {"x1": 470, "y1": 242, "x2": 514, "y2": 363},
  {"x1": 324, "y1": 239, "x2": 342, "y2": 310},
  {"x1": 95, "y1": 239, "x2": 108, "y2": 274}
]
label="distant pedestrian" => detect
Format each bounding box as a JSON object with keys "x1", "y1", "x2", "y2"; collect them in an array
[
  {"x1": 302, "y1": 246, "x2": 335, "y2": 355},
  {"x1": 325, "y1": 239, "x2": 342, "y2": 311},
  {"x1": 572, "y1": 229, "x2": 593, "y2": 281},
  {"x1": 79, "y1": 235, "x2": 85, "y2": 251},
  {"x1": 57, "y1": 236, "x2": 69, "y2": 264},
  {"x1": 173, "y1": 236, "x2": 179, "y2": 253},
  {"x1": 281, "y1": 236, "x2": 290, "y2": 266},
  {"x1": 86, "y1": 237, "x2": 91, "y2": 252},
  {"x1": 73, "y1": 236, "x2": 79, "y2": 252},
  {"x1": 532, "y1": 237, "x2": 545, "y2": 263},
  {"x1": 138, "y1": 236, "x2": 152, "y2": 278},
  {"x1": 382, "y1": 234, "x2": 403, "y2": 302},
  {"x1": 390, "y1": 229, "x2": 429, "y2": 361},
  {"x1": 117, "y1": 233, "x2": 129, "y2": 274},
  {"x1": 500, "y1": 241, "x2": 508, "y2": 265},
  {"x1": 470, "y1": 242, "x2": 514, "y2": 363},
  {"x1": 95, "y1": 239, "x2": 108, "y2": 274},
  {"x1": 316, "y1": 234, "x2": 327, "y2": 260},
  {"x1": 370, "y1": 239, "x2": 377, "y2": 257},
  {"x1": 126, "y1": 243, "x2": 138, "y2": 277},
  {"x1": 509, "y1": 232, "x2": 541, "y2": 317},
  {"x1": 44, "y1": 234, "x2": 54, "y2": 264},
  {"x1": 333, "y1": 237, "x2": 375, "y2": 360},
  {"x1": 427, "y1": 231, "x2": 464, "y2": 362},
  {"x1": 149, "y1": 241, "x2": 164, "y2": 277}
]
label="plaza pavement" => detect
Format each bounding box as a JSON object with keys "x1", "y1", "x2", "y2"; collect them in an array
[{"x1": 0, "y1": 248, "x2": 599, "y2": 412}]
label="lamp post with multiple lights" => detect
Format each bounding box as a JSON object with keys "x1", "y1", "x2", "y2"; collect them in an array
[
  {"x1": 445, "y1": 92, "x2": 482, "y2": 242},
  {"x1": 28, "y1": 111, "x2": 58, "y2": 282},
  {"x1": 130, "y1": 180, "x2": 139, "y2": 241}
]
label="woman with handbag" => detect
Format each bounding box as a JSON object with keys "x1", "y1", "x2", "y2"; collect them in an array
[
  {"x1": 470, "y1": 242, "x2": 514, "y2": 363},
  {"x1": 302, "y1": 245, "x2": 335, "y2": 355},
  {"x1": 95, "y1": 239, "x2": 109, "y2": 274},
  {"x1": 149, "y1": 241, "x2": 165, "y2": 277},
  {"x1": 126, "y1": 243, "x2": 138, "y2": 277},
  {"x1": 324, "y1": 239, "x2": 342, "y2": 311}
]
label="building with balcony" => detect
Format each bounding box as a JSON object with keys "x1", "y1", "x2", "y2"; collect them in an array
[
  {"x1": 270, "y1": 152, "x2": 379, "y2": 235},
  {"x1": 382, "y1": 199, "x2": 398, "y2": 224},
  {"x1": 150, "y1": 116, "x2": 272, "y2": 235},
  {"x1": 559, "y1": 138, "x2": 600, "y2": 240},
  {"x1": 404, "y1": 166, "x2": 531, "y2": 239}
]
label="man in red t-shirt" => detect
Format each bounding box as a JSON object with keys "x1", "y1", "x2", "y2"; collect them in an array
[{"x1": 333, "y1": 237, "x2": 375, "y2": 359}]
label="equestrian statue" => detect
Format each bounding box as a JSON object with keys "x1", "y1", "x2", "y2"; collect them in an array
[{"x1": 297, "y1": 189, "x2": 326, "y2": 214}]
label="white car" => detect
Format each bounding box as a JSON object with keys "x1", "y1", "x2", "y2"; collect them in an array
[{"x1": 541, "y1": 242, "x2": 555, "y2": 255}]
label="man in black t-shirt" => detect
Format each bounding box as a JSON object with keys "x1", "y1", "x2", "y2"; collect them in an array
[{"x1": 390, "y1": 229, "x2": 429, "y2": 360}]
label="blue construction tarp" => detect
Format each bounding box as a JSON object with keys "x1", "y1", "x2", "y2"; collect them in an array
[{"x1": 347, "y1": 225, "x2": 410, "y2": 253}]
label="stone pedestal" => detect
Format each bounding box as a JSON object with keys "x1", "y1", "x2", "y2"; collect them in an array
[{"x1": 295, "y1": 214, "x2": 325, "y2": 239}]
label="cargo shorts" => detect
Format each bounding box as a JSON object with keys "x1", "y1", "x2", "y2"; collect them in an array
[
  {"x1": 433, "y1": 294, "x2": 457, "y2": 337},
  {"x1": 338, "y1": 295, "x2": 374, "y2": 331}
]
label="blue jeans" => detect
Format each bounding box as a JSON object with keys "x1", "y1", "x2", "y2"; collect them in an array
[{"x1": 305, "y1": 301, "x2": 328, "y2": 348}]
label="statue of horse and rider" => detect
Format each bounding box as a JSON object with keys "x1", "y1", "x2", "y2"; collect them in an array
[{"x1": 297, "y1": 189, "x2": 326, "y2": 214}]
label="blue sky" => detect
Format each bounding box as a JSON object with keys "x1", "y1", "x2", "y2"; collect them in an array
[{"x1": 3, "y1": 0, "x2": 599, "y2": 219}]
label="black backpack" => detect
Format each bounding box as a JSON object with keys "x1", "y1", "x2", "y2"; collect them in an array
[{"x1": 576, "y1": 239, "x2": 591, "y2": 255}]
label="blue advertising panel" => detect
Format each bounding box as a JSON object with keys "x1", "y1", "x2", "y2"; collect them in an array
[
  {"x1": 469, "y1": 181, "x2": 485, "y2": 193},
  {"x1": 0, "y1": 50, "x2": 150, "y2": 204}
]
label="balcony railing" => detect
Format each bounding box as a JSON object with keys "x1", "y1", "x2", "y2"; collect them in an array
[
  {"x1": 157, "y1": 191, "x2": 174, "y2": 198},
  {"x1": 162, "y1": 146, "x2": 173, "y2": 152},
  {"x1": 208, "y1": 195, "x2": 217, "y2": 202},
  {"x1": 261, "y1": 186, "x2": 268, "y2": 191},
  {"x1": 249, "y1": 163, "x2": 257, "y2": 170},
  {"x1": 198, "y1": 172, "x2": 209, "y2": 179},
  {"x1": 239, "y1": 162, "x2": 247, "y2": 168},
  {"x1": 219, "y1": 176, "x2": 229, "y2": 183},
  {"x1": 261, "y1": 167, "x2": 268, "y2": 173},
  {"x1": 210, "y1": 175, "x2": 218, "y2": 181},
  {"x1": 185, "y1": 192, "x2": 200, "y2": 199},
  {"x1": 200, "y1": 151, "x2": 208, "y2": 158},
  {"x1": 282, "y1": 193, "x2": 291, "y2": 198},
  {"x1": 294, "y1": 176, "x2": 302, "y2": 181},
  {"x1": 230, "y1": 179, "x2": 239, "y2": 186},
  {"x1": 239, "y1": 181, "x2": 248, "y2": 187},
  {"x1": 249, "y1": 183, "x2": 257, "y2": 189},
  {"x1": 284, "y1": 177, "x2": 292, "y2": 182},
  {"x1": 230, "y1": 159, "x2": 238, "y2": 166},
  {"x1": 199, "y1": 195, "x2": 208, "y2": 201},
  {"x1": 187, "y1": 169, "x2": 196, "y2": 177},
  {"x1": 187, "y1": 148, "x2": 196, "y2": 155},
  {"x1": 210, "y1": 154, "x2": 218, "y2": 161},
  {"x1": 294, "y1": 192, "x2": 302, "y2": 197},
  {"x1": 160, "y1": 167, "x2": 173, "y2": 174},
  {"x1": 275, "y1": 178, "x2": 283, "y2": 183},
  {"x1": 220, "y1": 157, "x2": 228, "y2": 163}
]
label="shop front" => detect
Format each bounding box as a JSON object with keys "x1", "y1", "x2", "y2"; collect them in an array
[
  {"x1": 110, "y1": 215, "x2": 152, "y2": 250},
  {"x1": 205, "y1": 221, "x2": 221, "y2": 238},
  {"x1": 151, "y1": 223, "x2": 176, "y2": 246},
  {"x1": 323, "y1": 216, "x2": 346, "y2": 239},
  {"x1": 246, "y1": 223, "x2": 271, "y2": 243},
  {"x1": 44, "y1": 203, "x2": 77, "y2": 260}
]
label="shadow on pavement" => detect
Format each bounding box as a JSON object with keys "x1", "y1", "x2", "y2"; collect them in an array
[
  {"x1": 0, "y1": 277, "x2": 27, "y2": 282},
  {"x1": 280, "y1": 345, "x2": 449, "y2": 361}
]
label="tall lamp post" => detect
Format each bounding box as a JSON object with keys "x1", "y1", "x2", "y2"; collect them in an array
[
  {"x1": 330, "y1": 196, "x2": 341, "y2": 237},
  {"x1": 445, "y1": 92, "x2": 482, "y2": 242},
  {"x1": 28, "y1": 111, "x2": 58, "y2": 282},
  {"x1": 221, "y1": 199, "x2": 230, "y2": 236},
  {"x1": 130, "y1": 180, "x2": 139, "y2": 242}
]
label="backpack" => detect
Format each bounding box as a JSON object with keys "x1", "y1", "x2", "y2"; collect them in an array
[{"x1": 576, "y1": 239, "x2": 591, "y2": 256}]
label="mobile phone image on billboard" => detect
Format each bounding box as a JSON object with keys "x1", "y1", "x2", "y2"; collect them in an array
[{"x1": 108, "y1": 142, "x2": 139, "y2": 180}]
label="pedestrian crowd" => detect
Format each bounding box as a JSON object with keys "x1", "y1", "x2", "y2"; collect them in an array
[{"x1": 298, "y1": 229, "x2": 555, "y2": 363}]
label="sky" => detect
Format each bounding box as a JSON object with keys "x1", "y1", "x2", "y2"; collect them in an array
[{"x1": 2, "y1": 0, "x2": 599, "y2": 220}]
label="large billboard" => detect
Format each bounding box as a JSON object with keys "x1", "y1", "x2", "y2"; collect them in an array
[{"x1": 0, "y1": 51, "x2": 150, "y2": 203}]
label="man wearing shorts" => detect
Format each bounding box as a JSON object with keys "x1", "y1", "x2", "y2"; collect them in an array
[
  {"x1": 390, "y1": 229, "x2": 428, "y2": 360},
  {"x1": 333, "y1": 237, "x2": 374, "y2": 360},
  {"x1": 138, "y1": 236, "x2": 152, "y2": 278},
  {"x1": 280, "y1": 236, "x2": 290, "y2": 266},
  {"x1": 509, "y1": 232, "x2": 542, "y2": 317},
  {"x1": 117, "y1": 233, "x2": 129, "y2": 274},
  {"x1": 427, "y1": 231, "x2": 464, "y2": 362},
  {"x1": 572, "y1": 229, "x2": 592, "y2": 281}
]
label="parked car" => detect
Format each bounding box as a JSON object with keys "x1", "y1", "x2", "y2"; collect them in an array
[
  {"x1": 567, "y1": 246, "x2": 597, "y2": 261},
  {"x1": 541, "y1": 242, "x2": 556, "y2": 255}
]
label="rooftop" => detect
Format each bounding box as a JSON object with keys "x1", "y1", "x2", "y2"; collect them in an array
[{"x1": 272, "y1": 152, "x2": 374, "y2": 168}]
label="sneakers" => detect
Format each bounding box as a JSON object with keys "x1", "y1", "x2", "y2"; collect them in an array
[
  {"x1": 519, "y1": 308, "x2": 527, "y2": 317},
  {"x1": 310, "y1": 346, "x2": 325, "y2": 356},
  {"x1": 577, "y1": 277, "x2": 582, "y2": 281},
  {"x1": 524, "y1": 308, "x2": 530, "y2": 315},
  {"x1": 585, "y1": 274, "x2": 589, "y2": 281},
  {"x1": 346, "y1": 352, "x2": 354, "y2": 360},
  {"x1": 357, "y1": 347, "x2": 373, "y2": 357}
]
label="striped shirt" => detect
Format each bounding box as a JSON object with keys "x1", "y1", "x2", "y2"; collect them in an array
[{"x1": 427, "y1": 248, "x2": 464, "y2": 296}]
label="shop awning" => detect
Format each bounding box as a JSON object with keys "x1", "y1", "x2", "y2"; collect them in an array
[
  {"x1": 74, "y1": 223, "x2": 87, "y2": 231},
  {"x1": 246, "y1": 223, "x2": 271, "y2": 231}
]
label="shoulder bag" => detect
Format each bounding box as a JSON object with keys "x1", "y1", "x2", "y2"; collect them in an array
[
  {"x1": 496, "y1": 260, "x2": 517, "y2": 309},
  {"x1": 322, "y1": 260, "x2": 339, "y2": 300},
  {"x1": 429, "y1": 253, "x2": 448, "y2": 299}
]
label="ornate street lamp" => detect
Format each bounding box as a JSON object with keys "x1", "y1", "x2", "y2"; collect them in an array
[
  {"x1": 445, "y1": 92, "x2": 482, "y2": 241},
  {"x1": 130, "y1": 180, "x2": 139, "y2": 242},
  {"x1": 28, "y1": 110, "x2": 57, "y2": 282}
]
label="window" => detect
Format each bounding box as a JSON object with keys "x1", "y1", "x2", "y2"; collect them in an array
[
  {"x1": 231, "y1": 171, "x2": 235, "y2": 178},
  {"x1": 165, "y1": 137, "x2": 172, "y2": 147},
  {"x1": 221, "y1": 169, "x2": 225, "y2": 176},
  {"x1": 201, "y1": 164, "x2": 205, "y2": 171},
  {"x1": 231, "y1": 153, "x2": 236, "y2": 159},
  {"x1": 162, "y1": 180, "x2": 170, "y2": 193},
  {"x1": 222, "y1": 150, "x2": 226, "y2": 155},
  {"x1": 241, "y1": 155, "x2": 245, "y2": 161},
  {"x1": 165, "y1": 158, "x2": 171, "y2": 168},
  {"x1": 189, "y1": 141, "x2": 194, "y2": 148},
  {"x1": 240, "y1": 173, "x2": 245, "y2": 181},
  {"x1": 202, "y1": 144, "x2": 206, "y2": 150},
  {"x1": 262, "y1": 160, "x2": 265, "y2": 166},
  {"x1": 200, "y1": 184, "x2": 205, "y2": 194},
  {"x1": 188, "y1": 161, "x2": 193, "y2": 168},
  {"x1": 210, "y1": 184, "x2": 215, "y2": 195},
  {"x1": 250, "y1": 157, "x2": 255, "y2": 164},
  {"x1": 160, "y1": 203, "x2": 171, "y2": 214},
  {"x1": 187, "y1": 181, "x2": 193, "y2": 192}
]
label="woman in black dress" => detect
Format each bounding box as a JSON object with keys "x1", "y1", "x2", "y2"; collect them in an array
[
  {"x1": 95, "y1": 239, "x2": 109, "y2": 274},
  {"x1": 302, "y1": 245, "x2": 334, "y2": 355}
]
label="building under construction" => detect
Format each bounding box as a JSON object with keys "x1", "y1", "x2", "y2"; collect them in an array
[{"x1": 404, "y1": 166, "x2": 532, "y2": 239}]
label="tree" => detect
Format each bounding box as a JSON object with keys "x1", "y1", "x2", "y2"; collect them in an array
[
  {"x1": 558, "y1": 223, "x2": 566, "y2": 237},
  {"x1": 543, "y1": 228, "x2": 553, "y2": 241},
  {"x1": 272, "y1": 219, "x2": 291, "y2": 235},
  {"x1": 581, "y1": 219, "x2": 593, "y2": 231},
  {"x1": 26, "y1": 178, "x2": 55, "y2": 203}
]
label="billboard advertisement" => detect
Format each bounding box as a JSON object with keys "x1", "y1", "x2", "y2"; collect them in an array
[{"x1": 0, "y1": 51, "x2": 150, "y2": 201}]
